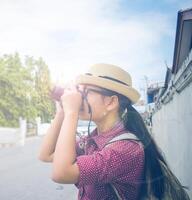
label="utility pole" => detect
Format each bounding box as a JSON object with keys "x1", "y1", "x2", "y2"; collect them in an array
[{"x1": 140, "y1": 75, "x2": 149, "y2": 105}]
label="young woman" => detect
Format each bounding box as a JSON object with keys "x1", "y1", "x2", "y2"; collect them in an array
[{"x1": 38, "y1": 63, "x2": 189, "y2": 200}]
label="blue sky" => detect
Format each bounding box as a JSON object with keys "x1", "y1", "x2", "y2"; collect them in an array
[{"x1": 0, "y1": 0, "x2": 191, "y2": 101}]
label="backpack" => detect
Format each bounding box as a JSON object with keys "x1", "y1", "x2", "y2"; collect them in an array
[{"x1": 104, "y1": 132, "x2": 190, "y2": 200}]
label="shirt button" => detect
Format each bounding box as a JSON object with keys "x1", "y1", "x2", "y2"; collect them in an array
[{"x1": 79, "y1": 187, "x2": 84, "y2": 198}]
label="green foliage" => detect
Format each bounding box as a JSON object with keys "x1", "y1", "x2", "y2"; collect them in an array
[{"x1": 0, "y1": 53, "x2": 55, "y2": 127}]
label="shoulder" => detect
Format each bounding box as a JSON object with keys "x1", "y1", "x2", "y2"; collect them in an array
[{"x1": 104, "y1": 139, "x2": 144, "y2": 161}]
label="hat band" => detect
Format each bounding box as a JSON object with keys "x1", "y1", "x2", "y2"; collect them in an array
[{"x1": 85, "y1": 73, "x2": 129, "y2": 86}]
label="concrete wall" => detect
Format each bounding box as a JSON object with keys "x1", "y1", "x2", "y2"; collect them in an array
[
  {"x1": 36, "y1": 117, "x2": 50, "y2": 136},
  {"x1": 0, "y1": 118, "x2": 27, "y2": 147},
  {"x1": 152, "y1": 82, "x2": 192, "y2": 197},
  {"x1": 0, "y1": 117, "x2": 50, "y2": 147}
]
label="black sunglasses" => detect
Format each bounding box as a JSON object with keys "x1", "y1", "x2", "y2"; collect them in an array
[
  {"x1": 84, "y1": 88, "x2": 117, "y2": 97},
  {"x1": 77, "y1": 85, "x2": 119, "y2": 99}
]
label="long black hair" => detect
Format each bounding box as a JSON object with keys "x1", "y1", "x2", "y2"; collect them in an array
[
  {"x1": 118, "y1": 95, "x2": 166, "y2": 199},
  {"x1": 92, "y1": 88, "x2": 189, "y2": 200}
]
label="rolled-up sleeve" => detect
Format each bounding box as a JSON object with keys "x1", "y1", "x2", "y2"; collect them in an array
[{"x1": 76, "y1": 141, "x2": 144, "y2": 187}]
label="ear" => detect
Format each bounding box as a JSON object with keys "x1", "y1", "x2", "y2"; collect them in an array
[{"x1": 104, "y1": 96, "x2": 119, "y2": 111}]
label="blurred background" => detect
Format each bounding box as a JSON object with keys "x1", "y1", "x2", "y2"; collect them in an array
[{"x1": 0, "y1": 0, "x2": 192, "y2": 199}]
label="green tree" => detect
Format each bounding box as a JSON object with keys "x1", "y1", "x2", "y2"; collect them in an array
[
  {"x1": 32, "y1": 57, "x2": 55, "y2": 123},
  {"x1": 0, "y1": 53, "x2": 34, "y2": 126},
  {"x1": 0, "y1": 53, "x2": 54, "y2": 127}
]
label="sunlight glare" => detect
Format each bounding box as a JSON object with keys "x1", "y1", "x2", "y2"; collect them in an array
[{"x1": 50, "y1": 65, "x2": 87, "y2": 87}]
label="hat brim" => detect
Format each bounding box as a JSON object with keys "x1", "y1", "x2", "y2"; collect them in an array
[{"x1": 76, "y1": 75, "x2": 140, "y2": 104}]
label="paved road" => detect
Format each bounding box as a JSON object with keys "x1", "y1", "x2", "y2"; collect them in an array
[{"x1": 0, "y1": 137, "x2": 78, "y2": 200}]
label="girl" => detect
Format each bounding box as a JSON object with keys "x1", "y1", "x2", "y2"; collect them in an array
[{"x1": 39, "y1": 63, "x2": 189, "y2": 200}]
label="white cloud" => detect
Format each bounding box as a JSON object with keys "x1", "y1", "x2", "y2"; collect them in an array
[
  {"x1": 164, "y1": 0, "x2": 192, "y2": 10},
  {"x1": 0, "y1": 0, "x2": 175, "y2": 99}
]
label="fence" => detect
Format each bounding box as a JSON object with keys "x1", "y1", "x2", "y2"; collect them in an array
[
  {"x1": 0, "y1": 118, "x2": 95, "y2": 147},
  {"x1": 36, "y1": 117, "x2": 50, "y2": 136}
]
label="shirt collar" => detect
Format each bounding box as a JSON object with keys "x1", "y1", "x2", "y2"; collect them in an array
[{"x1": 88, "y1": 120, "x2": 126, "y2": 150}]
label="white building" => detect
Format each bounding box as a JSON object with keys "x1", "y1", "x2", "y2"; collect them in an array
[{"x1": 151, "y1": 8, "x2": 192, "y2": 198}]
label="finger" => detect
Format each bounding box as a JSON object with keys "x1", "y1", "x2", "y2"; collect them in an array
[{"x1": 55, "y1": 101, "x2": 63, "y2": 111}]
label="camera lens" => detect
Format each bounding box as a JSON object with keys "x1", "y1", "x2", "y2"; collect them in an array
[{"x1": 50, "y1": 86, "x2": 64, "y2": 101}]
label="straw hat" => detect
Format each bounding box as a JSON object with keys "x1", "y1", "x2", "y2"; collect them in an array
[{"x1": 76, "y1": 63, "x2": 140, "y2": 104}]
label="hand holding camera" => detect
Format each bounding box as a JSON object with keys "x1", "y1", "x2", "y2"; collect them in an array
[{"x1": 51, "y1": 83, "x2": 83, "y2": 115}]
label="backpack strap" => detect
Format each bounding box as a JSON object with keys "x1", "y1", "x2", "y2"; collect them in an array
[
  {"x1": 110, "y1": 184, "x2": 122, "y2": 200},
  {"x1": 104, "y1": 132, "x2": 141, "y2": 148},
  {"x1": 106, "y1": 133, "x2": 190, "y2": 200},
  {"x1": 104, "y1": 132, "x2": 141, "y2": 200}
]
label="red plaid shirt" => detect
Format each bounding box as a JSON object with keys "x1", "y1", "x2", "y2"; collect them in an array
[{"x1": 75, "y1": 121, "x2": 144, "y2": 200}]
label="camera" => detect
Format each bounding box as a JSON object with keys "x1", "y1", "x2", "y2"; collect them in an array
[
  {"x1": 50, "y1": 85, "x2": 89, "y2": 113},
  {"x1": 50, "y1": 86, "x2": 65, "y2": 101}
]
